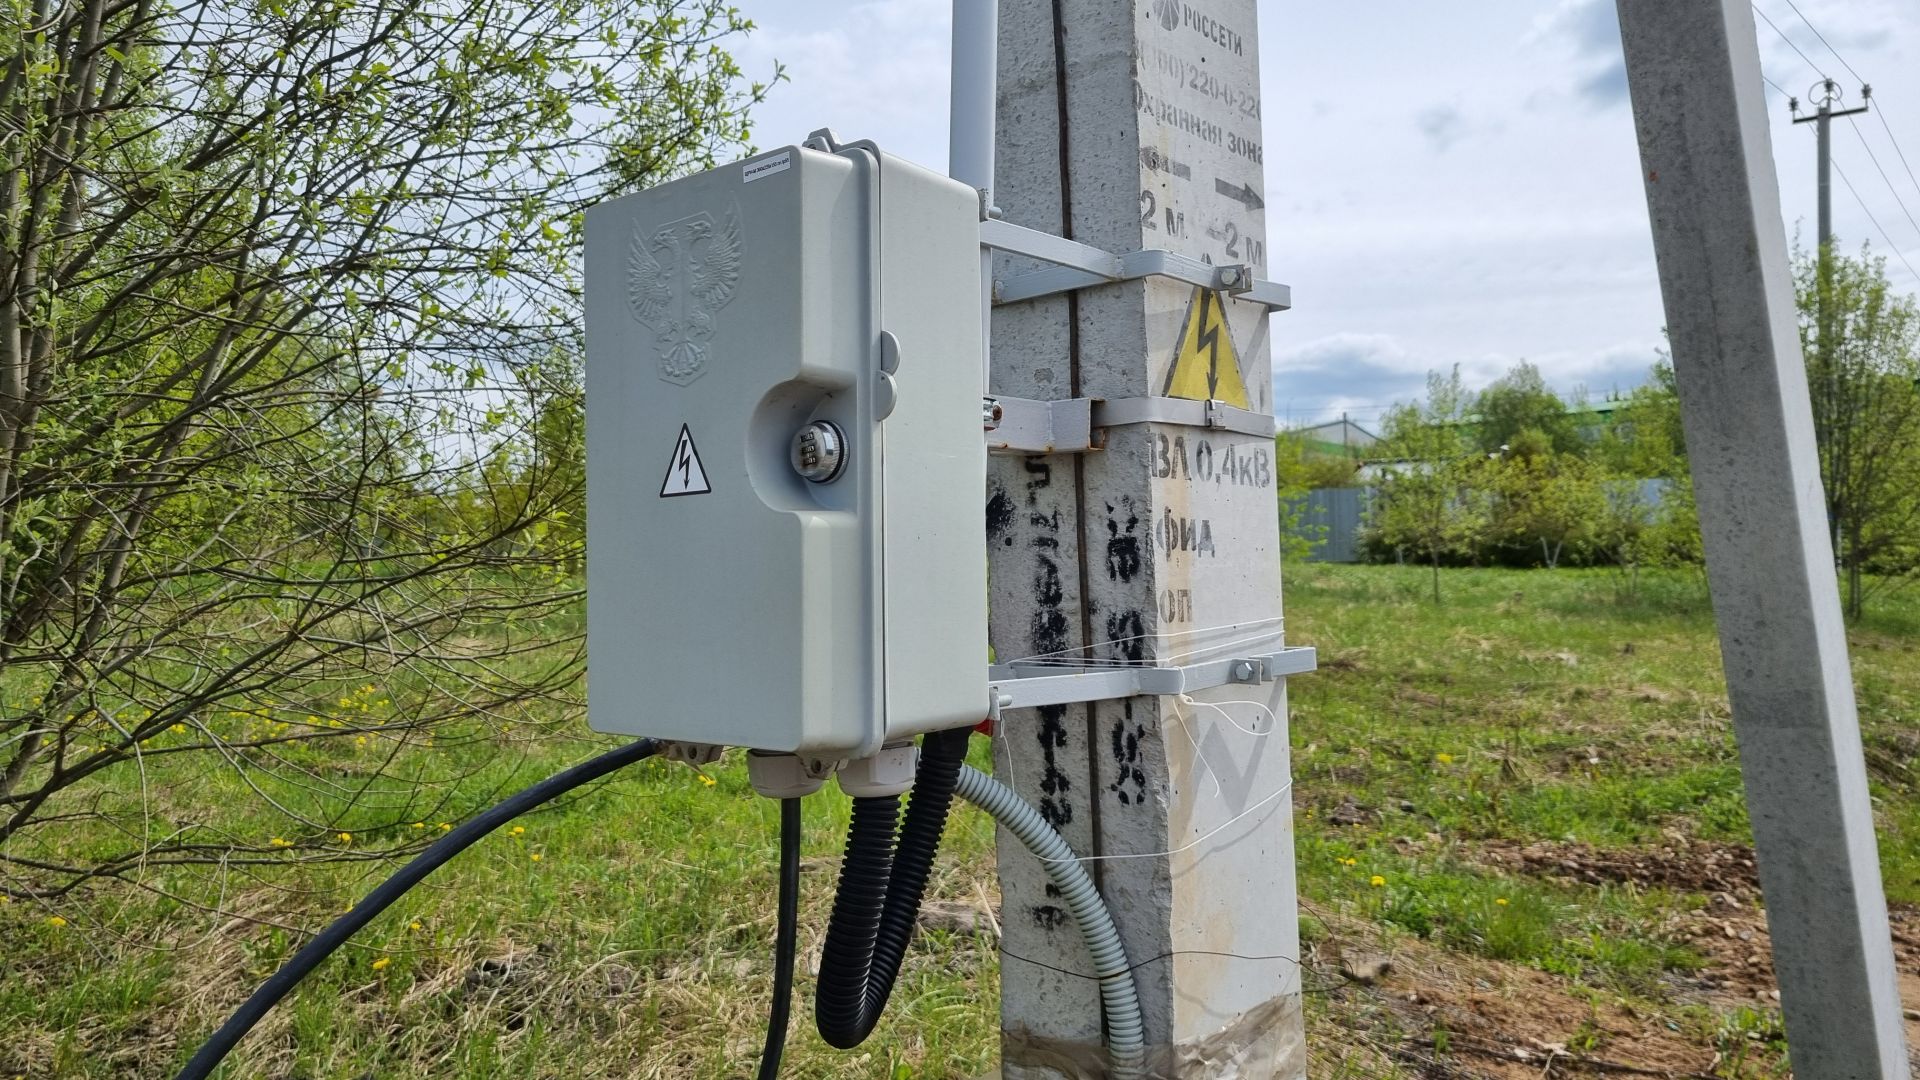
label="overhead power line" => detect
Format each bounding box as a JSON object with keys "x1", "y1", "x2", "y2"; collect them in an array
[
  {"x1": 1846, "y1": 116, "x2": 1920, "y2": 243},
  {"x1": 1752, "y1": 4, "x2": 1830, "y2": 84},
  {"x1": 1872, "y1": 108, "x2": 1920, "y2": 207},
  {"x1": 1776, "y1": 0, "x2": 1865, "y2": 84},
  {"x1": 1833, "y1": 157, "x2": 1920, "y2": 283},
  {"x1": 1766, "y1": 0, "x2": 1920, "y2": 210},
  {"x1": 1757, "y1": 56, "x2": 1918, "y2": 281}
]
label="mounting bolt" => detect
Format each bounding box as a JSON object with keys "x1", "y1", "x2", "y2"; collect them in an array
[{"x1": 1231, "y1": 660, "x2": 1257, "y2": 682}]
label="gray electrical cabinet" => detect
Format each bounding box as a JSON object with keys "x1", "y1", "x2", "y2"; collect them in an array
[{"x1": 584, "y1": 142, "x2": 987, "y2": 758}]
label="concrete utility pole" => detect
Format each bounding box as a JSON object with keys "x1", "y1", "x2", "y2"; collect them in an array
[
  {"x1": 986, "y1": 0, "x2": 1302, "y2": 1075},
  {"x1": 1792, "y1": 79, "x2": 1869, "y2": 257},
  {"x1": 1614, "y1": 3, "x2": 1911, "y2": 1076},
  {"x1": 1791, "y1": 79, "x2": 1869, "y2": 561}
]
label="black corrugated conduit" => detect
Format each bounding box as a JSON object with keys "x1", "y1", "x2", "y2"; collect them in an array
[{"x1": 813, "y1": 726, "x2": 973, "y2": 1049}]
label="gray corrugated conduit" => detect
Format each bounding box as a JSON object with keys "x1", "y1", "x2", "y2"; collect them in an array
[{"x1": 954, "y1": 763, "x2": 1146, "y2": 1079}]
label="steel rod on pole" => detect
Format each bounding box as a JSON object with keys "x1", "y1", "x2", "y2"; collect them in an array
[
  {"x1": 950, "y1": 0, "x2": 996, "y2": 393},
  {"x1": 1613, "y1": 3, "x2": 1910, "y2": 1075}
]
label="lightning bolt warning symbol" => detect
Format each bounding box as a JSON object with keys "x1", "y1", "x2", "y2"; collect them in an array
[
  {"x1": 1162, "y1": 286, "x2": 1250, "y2": 409},
  {"x1": 658, "y1": 423, "x2": 712, "y2": 498}
]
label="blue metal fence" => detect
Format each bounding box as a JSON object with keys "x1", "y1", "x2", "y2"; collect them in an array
[{"x1": 1285, "y1": 487, "x2": 1369, "y2": 563}]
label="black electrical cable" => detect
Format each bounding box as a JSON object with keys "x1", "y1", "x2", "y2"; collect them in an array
[
  {"x1": 814, "y1": 726, "x2": 972, "y2": 1049},
  {"x1": 173, "y1": 737, "x2": 664, "y2": 1080},
  {"x1": 756, "y1": 796, "x2": 802, "y2": 1080}
]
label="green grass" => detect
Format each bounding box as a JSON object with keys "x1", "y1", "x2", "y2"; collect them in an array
[
  {"x1": 1, "y1": 679, "x2": 1003, "y2": 1077},
  {"x1": 5, "y1": 563, "x2": 1917, "y2": 1076},
  {"x1": 1285, "y1": 564, "x2": 1920, "y2": 1030}
]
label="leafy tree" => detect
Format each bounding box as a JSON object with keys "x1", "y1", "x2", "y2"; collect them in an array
[
  {"x1": 1588, "y1": 357, "x2": 1702, "y2": 591},
  {"x1": 1796, "y1": 245, "x2": 1920, "y2": 619},
  {"x1": 1596, "y1": 358, "x2": 1686, "y2": 480},
  {"x1": 0, "y1": 0, "x2": 767, "y2": 891},
  {"x1": 1275, "y1": 430, "x2": 1364, "y2": 490},
  {"x1": 1368, "y1": 367, "x2": 1492, "y2": 602},
  {"x1": 1474, "y1": 361, "x2": 1581, "y2": 455},
  {"x1": 1488, "y1": 437, "x2": 1605, "y2": 569}
]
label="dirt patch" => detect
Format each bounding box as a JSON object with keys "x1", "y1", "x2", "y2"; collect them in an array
[
  {"x1": 1320, "y1": 650, "x2": 1368, "y2": 672},
  {"x1": 1306, "y1": 902, "x2": 1722, "y2": 1079},
  {"x1": 1483, "y1": 837, "x2": 1761, "y2": 899},
  {"x1": 1666, "y1": 900, "x2": 1920, "y2": 1057},
  {"x1": 1478, "y1": 839, "x2": 1920, "y2": 1054}
]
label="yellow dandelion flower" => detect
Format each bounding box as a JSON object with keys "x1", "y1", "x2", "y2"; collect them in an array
[
  {"x1": 510, "y1": 826, "x2": 525, "y2": 837},
  {"x1": 337, "y1": 831, "x2": 353, "y2": 845},
  {"x1": 1339, "y1": 857, "x2": 1357, "y2": 867},
  {"x1": 411, "y1": 822, "x2": 425, "y2": 830},
  {"x1": 170, "y1": 723, "x2": 188, "y2": 734},
  {"x1": 438, "y1": 822, "x2": 452, "y2": 832},
  {"x1": 0, "y1": 894, "x2": 11, "y2": 903},
  {"x1": 1495, "y1": 897, "x2": 1510, "y2": 906},
  {"x1": 371, "y1": 956, "x2": 391, "y2": 971},
  {"x1": 270, "y1": 837, "x2": 294, "y2": 848},
  {"x1": 1434, "y1": 752, "x2": 1454, "y2": 764},
  {"x1": 1368, "y1": 875, "x2": 1386, "y2": 887},
  {"x1": 47, "y1": 915, "x2": 67, "y2": 927},
  {"x1": 698, "y1": 774, "x2": 717, "y2": 787},
  {"x1": 409, "y1": 920, "x2": 423, "y2": 932},
  {"x1": 529, "y1": 852, "x2": 542, "y2": 862},
  {"x1": 354, "y1": 736, "x2": 367, "y2": 746}
]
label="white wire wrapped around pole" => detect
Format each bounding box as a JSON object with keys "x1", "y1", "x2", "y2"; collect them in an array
[{"x1": 955, "y1": 763, "x2": 1146, "y2": 1078}]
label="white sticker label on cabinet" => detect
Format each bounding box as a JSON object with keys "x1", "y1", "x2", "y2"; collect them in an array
[{"x1": 742, "y1": 150, "x2": 792, "y2": 184}]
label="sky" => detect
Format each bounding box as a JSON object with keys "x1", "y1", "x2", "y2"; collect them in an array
[{"x1": 727, "y1": 0, "x2": 1920, "y2": 429}]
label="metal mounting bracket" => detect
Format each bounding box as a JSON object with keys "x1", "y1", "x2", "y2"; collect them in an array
[
  {"x1": 980, "y1": 218, "x2": 1292, "y2": 311},
  {"x1": 984, "y1": 395, "x2": 1098, "y2": 453},
  {"x1": 984, "y1": 394, "x2": 1276, "y2": 454},
  {"x1": 986, "y1": 644, "x2": 1317, "y2": 723}
]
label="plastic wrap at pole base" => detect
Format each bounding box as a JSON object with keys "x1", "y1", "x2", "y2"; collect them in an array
[{"x1": 954, "y1": 764, "x2": 1147, "y2": 1079}]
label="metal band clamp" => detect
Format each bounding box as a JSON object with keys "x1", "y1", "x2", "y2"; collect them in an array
[
  {"x1": 984, "y1": 395, "x2": 1276, "y2": 454},
  {"x1": 980, "y1": 219, "x2": 1292, "y2": 312}
]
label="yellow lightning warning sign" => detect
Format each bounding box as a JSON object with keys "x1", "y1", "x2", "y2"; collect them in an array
[{"x1": 1162, "y1": 286, "x2": 1250, "y2": 409}]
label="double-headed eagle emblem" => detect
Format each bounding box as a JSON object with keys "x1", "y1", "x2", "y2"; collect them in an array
[{"x1": 626, "y1": 204, "x2": 743, "y2": 385}]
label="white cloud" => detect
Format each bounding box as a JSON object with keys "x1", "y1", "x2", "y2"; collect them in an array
[
  {"x1": 1415, "y1": 106, "x2": 1468, "y2": 152},
  {"x1": 732, "y1": 0, "x2": 951, "y2": 163},
  {"x1": 724, "y1": 0, "x2": 1920, "y2": 431}
]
